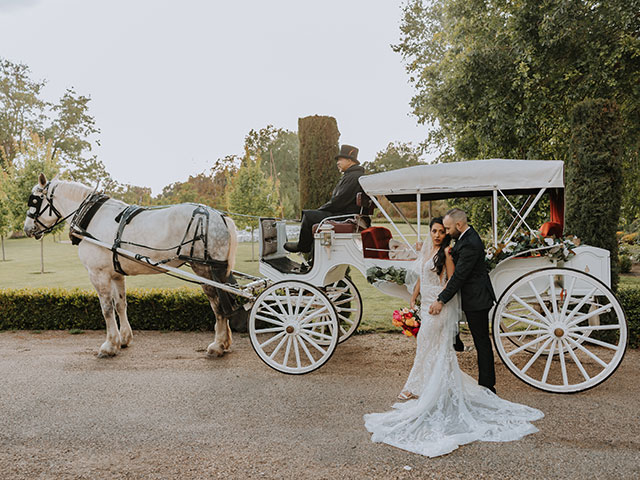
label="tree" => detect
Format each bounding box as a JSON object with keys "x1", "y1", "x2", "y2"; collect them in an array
[
  {"x1": 298, "y1": 115, "x2": 340, "y2": 212},
  {"x1": 565, "y1": 99, "x2": 623, "y2": 290},
  {"x1": 365, "y1": 141, "x2": 423, "y2": 174},
  {"x1": 394, "y1": 0, "x2": 640, "y2": 220},
  {"x1": 245, "y1": 125, "x2": 300, "y2": 219}
]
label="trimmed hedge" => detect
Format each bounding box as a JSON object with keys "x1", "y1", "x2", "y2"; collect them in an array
[
  {"x1": 0, "y1": 288, "x2": 216, "y2": 331},
  {"x1": 619, "y1": 287, "x2": 640, "y2": 349}
]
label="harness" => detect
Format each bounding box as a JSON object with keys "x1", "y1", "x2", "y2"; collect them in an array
[
  {"x1": 69, "y1": 192, "x2": 111, "y2": 245},
  {"x1": 27, "y1": 183, "x2": 73, "y2": 235}
]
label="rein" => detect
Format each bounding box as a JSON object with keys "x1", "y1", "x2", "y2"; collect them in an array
[{"x1": 27, "y1": 182, "x2": 80, "y2": 236}]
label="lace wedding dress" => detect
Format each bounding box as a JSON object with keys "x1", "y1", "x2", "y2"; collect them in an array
[{"x1": 364, "y1": 255, "x2": 544, "y2": 457}]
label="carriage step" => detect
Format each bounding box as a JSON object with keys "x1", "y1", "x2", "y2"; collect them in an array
[{"x1": 262, "y1": 256, "x2": 310, "y2": 274}]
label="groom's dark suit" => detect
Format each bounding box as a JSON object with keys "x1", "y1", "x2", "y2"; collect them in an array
[{"x1": 437, "y1": 226, "x2": 497, "y2": 392}]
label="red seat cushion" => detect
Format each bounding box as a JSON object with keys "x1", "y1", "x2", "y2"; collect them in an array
[
  {"x1": 540, "y1": 221, "x2": 563, "y2": 238},
  {"x1": 361, "y1": 226, "x2": 392, "y2": 259}
]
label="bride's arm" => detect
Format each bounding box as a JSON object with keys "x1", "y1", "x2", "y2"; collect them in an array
[{"x1": 410, "y1": 278, "x2": 420, "y2": 309}]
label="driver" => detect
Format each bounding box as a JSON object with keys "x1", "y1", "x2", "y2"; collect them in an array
[{"x1": 284, "y1": 144, "x2": 365, "y2": 254}]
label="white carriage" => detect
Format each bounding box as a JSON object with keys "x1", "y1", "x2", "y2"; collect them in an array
[{"x1": 249, "y1": 159, "x2": 628, "y2": 394}]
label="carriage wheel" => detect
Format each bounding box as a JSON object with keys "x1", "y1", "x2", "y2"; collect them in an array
[
  {"x1": 249, "y1": 281, "x2": 339, "y2": 374},
  {"x1": 493, "y1": 267, "x2": 627, "y2": 393},
  {"x1": 322, "y1": 276, "x2": 363, "y2": 344}
]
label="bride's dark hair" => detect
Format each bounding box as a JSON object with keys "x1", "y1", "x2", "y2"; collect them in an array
[{"x1": 430, "y1": 217, "x2": 451, "y2": 276}]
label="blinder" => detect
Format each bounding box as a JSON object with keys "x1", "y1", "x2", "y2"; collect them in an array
[{"x1": 27, "y1": 194, "x2": 44, "y2": 219}]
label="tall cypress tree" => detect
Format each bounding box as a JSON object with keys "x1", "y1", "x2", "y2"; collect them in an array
[
  {"x1": 565, "y1": 99, "x2": 623, "y2": 290},
  {"x1": 297, "y1": 115, "x2": 340, "y2": 211}
]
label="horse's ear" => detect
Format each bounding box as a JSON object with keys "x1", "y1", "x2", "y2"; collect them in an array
[{"x1": 38, "y1": 173, "x2": 47, "y2": 186}]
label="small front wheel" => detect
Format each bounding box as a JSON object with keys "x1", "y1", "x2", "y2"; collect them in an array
[{"x1": 249, "y1": 281, "x2": 339, "y2": 374}]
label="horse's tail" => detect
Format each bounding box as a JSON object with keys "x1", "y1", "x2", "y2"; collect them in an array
[{"x1": 225, "y1": 216, "x2": 238, "y2": 279}]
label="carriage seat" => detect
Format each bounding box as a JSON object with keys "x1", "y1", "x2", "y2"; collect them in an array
[
  {"x1": 361, "y1": 226, "x2": 392, "y2": 259},
  {"x1": 540, "y1": 221, "x2": 563, "y2": 238},
  {"x1": 311, "y1": 192, "x2": 375, "y2": 235}
]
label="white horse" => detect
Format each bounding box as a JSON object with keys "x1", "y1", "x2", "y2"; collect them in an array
[{"x1": 23, "y1": 173, "x2": 238, "y2": 358}]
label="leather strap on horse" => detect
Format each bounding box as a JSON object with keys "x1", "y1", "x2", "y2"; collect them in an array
[
  {"x1": 69, "y1": 193, "x2": 110, "y2": 245},
  {"x1": 112, "y1": 205, "x2": 146, "y2": 275}
]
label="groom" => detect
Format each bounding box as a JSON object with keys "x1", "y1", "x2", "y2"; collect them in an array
[{"x1": 429, "y1": 208, "x2": 497, "y2": 393}]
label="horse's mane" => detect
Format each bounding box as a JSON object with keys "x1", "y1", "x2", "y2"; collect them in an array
[{"x1": 52, "y1": 178, "x2": 94, "y2": 202}]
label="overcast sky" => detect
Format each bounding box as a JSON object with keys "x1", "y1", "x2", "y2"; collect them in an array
[{"x1": 0, "y1": 0, "x2": 430, "y2": 194}]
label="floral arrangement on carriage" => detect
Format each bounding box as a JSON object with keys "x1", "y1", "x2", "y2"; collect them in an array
[{"x1": 485, "y1": 230, "x2": 581, "y2": 270}]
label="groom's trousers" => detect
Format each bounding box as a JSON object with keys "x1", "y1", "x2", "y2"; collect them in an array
[{"x1": 465, "y1": 308, "x2": 496, "y2": 392}]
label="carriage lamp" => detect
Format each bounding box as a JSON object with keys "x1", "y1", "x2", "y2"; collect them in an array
[{"x1": 318, "y1": 224, "x2": 334, "y2": 247}]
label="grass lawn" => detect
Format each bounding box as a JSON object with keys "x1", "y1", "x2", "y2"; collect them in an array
[{"x1": 2, "y1": 229, "x2": 637, "y2": 333}]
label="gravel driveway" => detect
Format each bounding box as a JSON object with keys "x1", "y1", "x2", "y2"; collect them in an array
[{"x1": 0, "y1": 330, "x2": 638, "y2": 479}]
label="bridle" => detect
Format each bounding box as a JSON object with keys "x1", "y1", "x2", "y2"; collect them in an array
[{"x1": 27, "y1": 181, "x2": 78, "y2": 236}]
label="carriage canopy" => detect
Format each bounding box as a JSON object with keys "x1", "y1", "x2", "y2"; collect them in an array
[{"x1": 358, "y1": 159, "x2": 564, "y2": 202}]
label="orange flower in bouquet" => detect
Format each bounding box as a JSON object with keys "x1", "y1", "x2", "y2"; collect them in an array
[{"x1": 392, "y1": 307, "x2": 421, "y2": 337}]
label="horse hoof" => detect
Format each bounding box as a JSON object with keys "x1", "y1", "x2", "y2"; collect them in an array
[
  {"x1": 206, "y1": 344, "x2": 225, "y2": 357},
  {"x1": 97, "y1": 351, "x2": 116, "y2": 358}
]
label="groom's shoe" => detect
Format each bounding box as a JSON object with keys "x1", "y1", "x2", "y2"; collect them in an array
[
  {"x1": 284, "y1": 242, "x2": 301, "y2": 253},
  {"x1": 453, "y1": 334, "x2": 464, "y2": 352}
]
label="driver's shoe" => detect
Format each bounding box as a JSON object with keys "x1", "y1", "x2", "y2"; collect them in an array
[{"x1": 284, "y1": 242, "x2": 300, "y2": 253}]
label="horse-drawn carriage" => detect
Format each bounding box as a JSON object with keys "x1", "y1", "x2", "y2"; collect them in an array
[
  {"x1": 249, "y1": 159, "x2": 627, "y2": 393},
  {"x1": 23, "y1": 159, "x2": 627, "y2": 394}
]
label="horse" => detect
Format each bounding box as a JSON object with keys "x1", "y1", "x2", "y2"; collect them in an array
[{"x1": 23, "y1": 173, "x2": 239, "y2": 358}]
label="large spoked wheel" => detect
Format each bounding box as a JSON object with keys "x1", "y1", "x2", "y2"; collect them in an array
[
  {"x1": 493, "y1": 267, "x2": 627, "y2": 393},
  {"x1": 323, "y1": 276, "x2": 363, "y2": 343},
  {"x1": 249, "y1": 281, "x2": 339, "y2": 375}
]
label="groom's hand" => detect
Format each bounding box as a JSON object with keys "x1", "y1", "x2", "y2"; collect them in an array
[{"x1": 429, "y1": 300, "x2": 443, "y2": 315}]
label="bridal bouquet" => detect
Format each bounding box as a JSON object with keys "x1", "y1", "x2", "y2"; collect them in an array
[{"x1": 392, "y1": 308, "x2": 421, "y2": 337}]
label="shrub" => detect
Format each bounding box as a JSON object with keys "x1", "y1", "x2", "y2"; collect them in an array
[
  {"x1": 0, "y1": 288, "x2": 216, "y2": 331},
  {"x1": 619, "y1": 287, "x2": 640, "y2": 349},
  {"x1": 619, "y1": 255, "x2": 633, "y2": 273},
  {"x1": 621, "y1": 232, "x2": 639, "y2": 245}
]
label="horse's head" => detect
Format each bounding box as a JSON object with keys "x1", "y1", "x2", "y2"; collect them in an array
[{"x1": 23, "y1": 173, "x2": 62, "y2": 240}]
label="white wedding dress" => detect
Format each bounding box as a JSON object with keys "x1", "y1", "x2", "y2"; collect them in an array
[{"x1": 364, "y1": 255, "x2": 544, "y2": 458}]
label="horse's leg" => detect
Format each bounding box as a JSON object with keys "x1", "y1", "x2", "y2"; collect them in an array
[
  {"x1": 191, "y1": 264, "x2": 232, "y2": 357},
  {"x1": 112, "y1": 275, "x2": 133, "y2": 348},
  {"x1": 88, "y1": 270, "x2": 121, "y2": 357}
]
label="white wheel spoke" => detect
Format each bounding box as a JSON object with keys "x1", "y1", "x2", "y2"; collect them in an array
[
  {"x1": 295, "y1": 294, "x2": 318, "y2": 321},
  {"x1": 302, "y1": 320, "x2": 334, "y2": 328},
  {"x1": 339, "y1": 325, "x2": 348, "y2": 336},
  {"x1": 566, "y1": 303, "x2": 613, "y2": 328},
  {"x1": 549, "y1": 275, "x2": 559, "y2": 316},
  {"x1": 336, "y1": 307, "x2": 358, "y2": 312},
  {"x1": 562, "y1": 338, "x2": 591, "y2": 381},
  {"x1": 299, "y1": 306, "x2": 329, "y2": 325},
  {"x1": 501, "y1": 312, "x2": 547, "y2": 329},
  {"x1": 499, "y1": 329, "x2": 547, "y2": 338},
  {"x1": 569, "y1": 324, "x2": 620, "y2": 332},
  {"x1": 261, "y1": 300, "x2": 285, "y2": 318},
  {"x1": 337, "y1": 314, "x2": 354, "y2": 325},
  {"x1": 297, "y1": 335, "x2": 315, "y2": 363},
  {"x1": 333, "y1": 298, "x2": 354, "y2": 306},
  {"x1": 512, "y1": 294, "x2": 550, "y2": 324},
  {"x1": 271, "y1": 291, "x2": 289, "y2": 317},
  {"x1": 299, "y1": 332, "x2": 327, "y2": 355},
  {"x1": 564, "y1": 287, "x2": 597, "y2": 324},
  {"x1": 559, "y1": 276, "x2": 577, "y2": 319},
  {"x1": 301, "y1": 329, "x2": 334, "y2": 341},
  {"x1": 254, "y1": 314, "x2": 284, "y2": 326},
  {"x1": 569, "y1": 332, "x2": 618, "y2": 350},
  {"x1": 282, "y1": 335, "x2": 292, "y2": 366},
  {"x1": 521, "y1": 337, "x2": 554, "y2": 374},
  {"x1": 260, "y1": 330, "x2": 286, "y2": 349},
  {"x1": 268, "y1": 334, "x2": 289, "y2": 360},
  {"x1": 541, "y1": 339, "x2": 557, "y2": 384},
  {"x1": 293, "y1": 289, "x2": 304, "y2": 316},
  {"x1": 285, "y1": 287, "x2": 293, "y2": 314},
  {"x1": 506, "y1": 334, "x2": 552, "y2": 357},
  {"x1": 528, "y1": 281, "x2": 554, "y2": 319},
  {"x1": 293, "y1": 334, "x2": 301, "y2": 369},
  {"x1": 565, "y1": 336, "x2": 608, "y2": 368},
  {"x1": 558, "y1": 340, "x2": 568, "y2": 386},
  {"x1": 254, "y1": 326, "x2": 284, "y2": 334}
]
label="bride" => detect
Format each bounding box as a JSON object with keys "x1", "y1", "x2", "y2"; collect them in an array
[{"x1": 364, "y1": 217, "x2": 543, "y2": 458}]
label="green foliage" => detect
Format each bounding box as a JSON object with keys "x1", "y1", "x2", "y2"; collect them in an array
[
  {"x1": 619, "y1": 255, "x2": 632, "y2": 274},
  {"x1": 226, "y1": 154, "x2": 280, "y2": 229},
  {"x1": 565, "y1": 99, "x2": 624, "y2": 290},
  {"x1": 365, "y1": 142, "x2": 423, "y2": 174},
  {"x1": 485, "y1": 231, "x2": 579, "y2": 270},
  {"x1": 0, "y1": 288, "x2": 216, "y2": 331},
  {"x1": 366, "y1": 266, "x2": 407, "y2": 285},
  {"x1": 245, "y1": 126, "x2": 300, "y2": 219},
  {"x1": 618, "y1": 287, "x2": 640, "y2": 349},
  {"x1": 297, "y1": 116, "x2": 340, "y2": 211},
  {"x1": 394, "y1": 0, "x2": 640, "y2": 220}
]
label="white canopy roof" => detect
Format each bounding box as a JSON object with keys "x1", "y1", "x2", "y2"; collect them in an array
[{"x1": 359, "y1": 159, "x2": 564, "y2": 201}]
